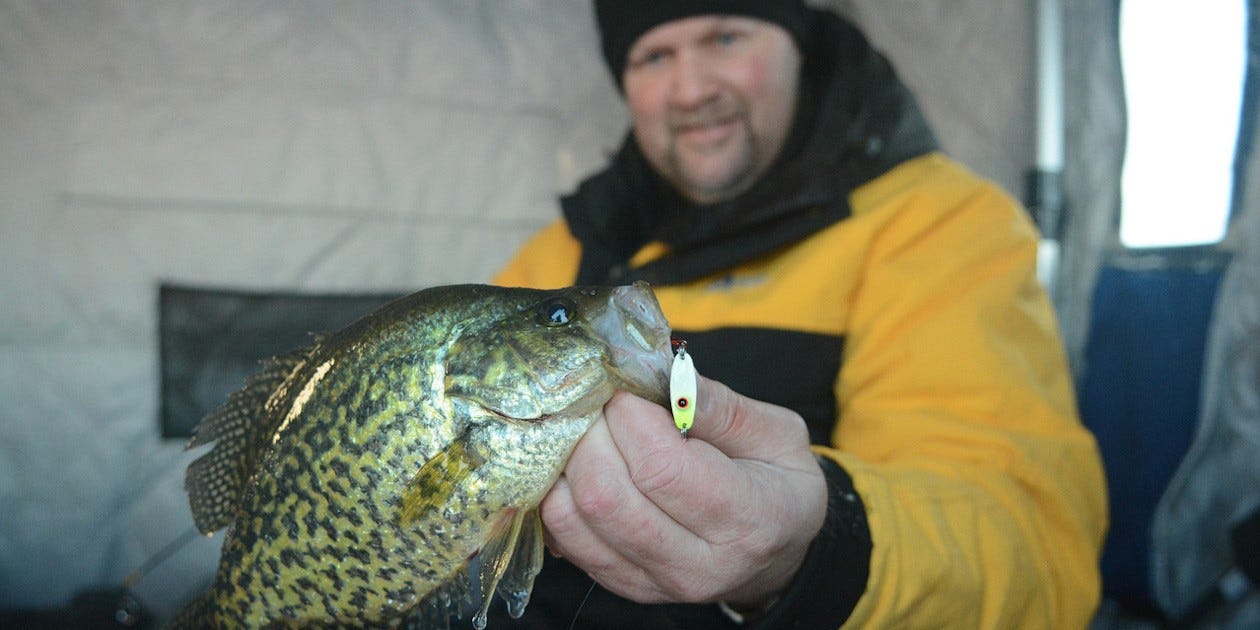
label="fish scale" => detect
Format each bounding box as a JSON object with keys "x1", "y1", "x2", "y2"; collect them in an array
[{"x1": 171, "y1": 283, "x2": 673, "y2": 628}]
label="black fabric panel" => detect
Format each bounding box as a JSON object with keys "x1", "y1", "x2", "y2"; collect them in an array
[
  {"x1": 608, "y1": 204, "x2": 849, "y2": 287},
  {"x1": 158, "y1": 285, "x2": 405, "y2": 438},
  {"x1": 673, "y1": 327, "x2": 844, "y2": 445}
]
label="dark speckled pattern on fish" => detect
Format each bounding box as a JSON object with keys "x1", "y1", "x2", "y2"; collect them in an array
[{"x1": 173, "y1": 283, "x2": 673, "y2": 628}]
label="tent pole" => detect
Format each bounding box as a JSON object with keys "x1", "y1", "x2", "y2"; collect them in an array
[{"x1": 1030, "y1": 0, "x2": 1066, "y2": 296}]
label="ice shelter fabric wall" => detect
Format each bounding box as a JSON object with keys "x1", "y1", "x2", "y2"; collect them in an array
[
  {"x1": 1058, "y1": 0, "x2": 1126, "y2": 370},
  {"x1": 0, "y1": 1, "x2": 628, "y2": 616},
  {"x1": 0, "y1": 0, "x2": 1035, "y2": 619},
  {"x1": 1149, "y1": 98, "x2": 1260, "y2": 627}
]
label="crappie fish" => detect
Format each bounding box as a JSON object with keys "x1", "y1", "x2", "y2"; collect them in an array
[{"x1": 171, "y1": 283, "x2": 673, "y2": 628}]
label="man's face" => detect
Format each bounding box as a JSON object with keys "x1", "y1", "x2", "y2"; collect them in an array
[{"x1": 623, "y1": 15, "x2": 802, "y2": 205}]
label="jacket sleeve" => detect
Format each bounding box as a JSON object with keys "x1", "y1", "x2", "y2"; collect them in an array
[{"x1": 815, "y1": 161, "x2": 1108, "y2": 629}]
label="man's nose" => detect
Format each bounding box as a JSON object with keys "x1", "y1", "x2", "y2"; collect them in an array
[{"x1": 668, "y1": 51, "x2": 718, "y2": 108}]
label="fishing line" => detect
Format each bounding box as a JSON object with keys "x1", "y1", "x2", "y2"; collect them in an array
[
  {"x1": 566, "y1": 579, "x2": 598, "y2": 630},
  {"x1": 122, "y1": 526, "x2": 202, "y2": 588}
]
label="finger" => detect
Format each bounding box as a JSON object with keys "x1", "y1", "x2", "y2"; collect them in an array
[
  {"x1": 539, "y1": 477, "x2": 626, "y2": 565},
  {"x1": 603, "y1": 390, "x2": 775, "y2": 542},
  {"x1": 545, "y1": 413, "x2": 703, "y2": 597},
  {"x1": 686, "y1": 375, "x2": 815, "y2": 466},
  {"x1": 541, "y1": 477, "x2": 670, "y2": 602},
  {"x1": 607, "y1": 391, "x2": 829, "y2": 605}
]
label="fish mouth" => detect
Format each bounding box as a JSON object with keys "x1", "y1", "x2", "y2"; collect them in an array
[{"x1": 597, "y1": 283, "x2": 672, "y2": 406}]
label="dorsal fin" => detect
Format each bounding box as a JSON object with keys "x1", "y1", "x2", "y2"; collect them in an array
[{"x1": 183, "y1": 338, "x2": 322, "y2": 534}]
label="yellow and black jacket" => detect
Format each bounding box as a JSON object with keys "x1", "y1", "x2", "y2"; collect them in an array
[{"x1": 494, "y1": 10, "x2": 1106, "y2": 630}]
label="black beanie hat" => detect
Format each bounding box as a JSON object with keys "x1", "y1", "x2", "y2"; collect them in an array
[{"x1": 594, "y1": 0, "x2": 815, "y2": 85}]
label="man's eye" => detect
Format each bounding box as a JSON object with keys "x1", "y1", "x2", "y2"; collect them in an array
[
  {"x1": 714, "y1": 31, "x2": 740, "y2": 46},
  {"x1": 630, "y1": 49, "x2": 669, "y2": 68}
]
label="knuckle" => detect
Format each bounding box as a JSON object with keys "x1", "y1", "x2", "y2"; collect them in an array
[
  {"x1": 717, "y1": 518, "x2": 773, "y2": 560},
  {"x1": 628, "y1": 450, "x2": 688, "y2": 496},
  {"x1": 540, "y1": 495, "x2": 580, "y2": 536},
  {"x1": 658, "y1": 571, "x2": 716, "y2": 603},
  {"x1": 572, "y1": 476, "x2": 625, "y2": 524},
  {"x1": 784, "y1": 412, "x2": 810, "y2": 445},
  {"x1": 715, "y1": 394, "x2": 748, "y2": 442},
  {"x1": 735, "y1": 528, "x2": 778, "y2": 562},
  {"x1": 584, "y1": 557, "x2": 621, "y2": 577}
]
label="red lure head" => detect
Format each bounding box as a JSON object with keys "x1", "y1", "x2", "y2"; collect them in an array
[{"x1": 670, "y1": 337, "x2": 687, "y2": 355}]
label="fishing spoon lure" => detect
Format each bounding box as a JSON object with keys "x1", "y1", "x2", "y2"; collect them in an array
[{"x1": 670, "y1": 338, "x2": 696, "y2": 439}]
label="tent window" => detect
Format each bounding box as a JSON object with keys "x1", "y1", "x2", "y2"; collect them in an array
[{"x1": 1118, "y1": 0, "x2": 1248, "y2": 249}]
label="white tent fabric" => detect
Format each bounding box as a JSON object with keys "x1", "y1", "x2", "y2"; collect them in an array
[
  {"x1": 1058, "y1": 0, "x2": 1126, "y2": 371},
  {"x1": 0, "y1": 1, "x2": 628, "y2": 617},
  {"x1": 831, "y1": 0, "x2": 1036, "y2": 197},
  {"x1": 0, "y1": 0, "x2": 1085, "y2": 622},
  {"x1": 1150, "y1": 125, "x2": 1260, "y2": 628}
]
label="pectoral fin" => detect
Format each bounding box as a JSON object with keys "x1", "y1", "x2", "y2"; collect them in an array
[
  {"x1": 470, "y1": 510, "x2": 526, "y2": 630},
  {"x1": 399, "y1": 438, "x2": 485, "y2": 523},
  {"x1": 496, "y1": 507, "x2": 545, "y2": 619}
]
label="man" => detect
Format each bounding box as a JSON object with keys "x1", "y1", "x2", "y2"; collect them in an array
[{"x1": 493, "y1": 1, "x2": 1108, "y2": 628}]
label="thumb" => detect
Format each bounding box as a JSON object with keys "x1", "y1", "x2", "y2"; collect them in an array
[{"x1": 686, "y1": 375, "x2": 814, "y2": 464}]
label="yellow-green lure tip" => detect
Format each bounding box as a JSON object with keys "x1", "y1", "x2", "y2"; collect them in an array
[{"x1": 670, "y1": 341, "x2": 696, "y2": 439}]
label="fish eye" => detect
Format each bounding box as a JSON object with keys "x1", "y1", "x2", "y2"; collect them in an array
[{"x1": 537, "y1": 299, "x2": 576, "y2": 327}]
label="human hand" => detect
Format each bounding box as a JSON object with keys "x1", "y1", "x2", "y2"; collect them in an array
[{"x1": 540, "y1": 375, "x2": 828, "y2": 608}]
